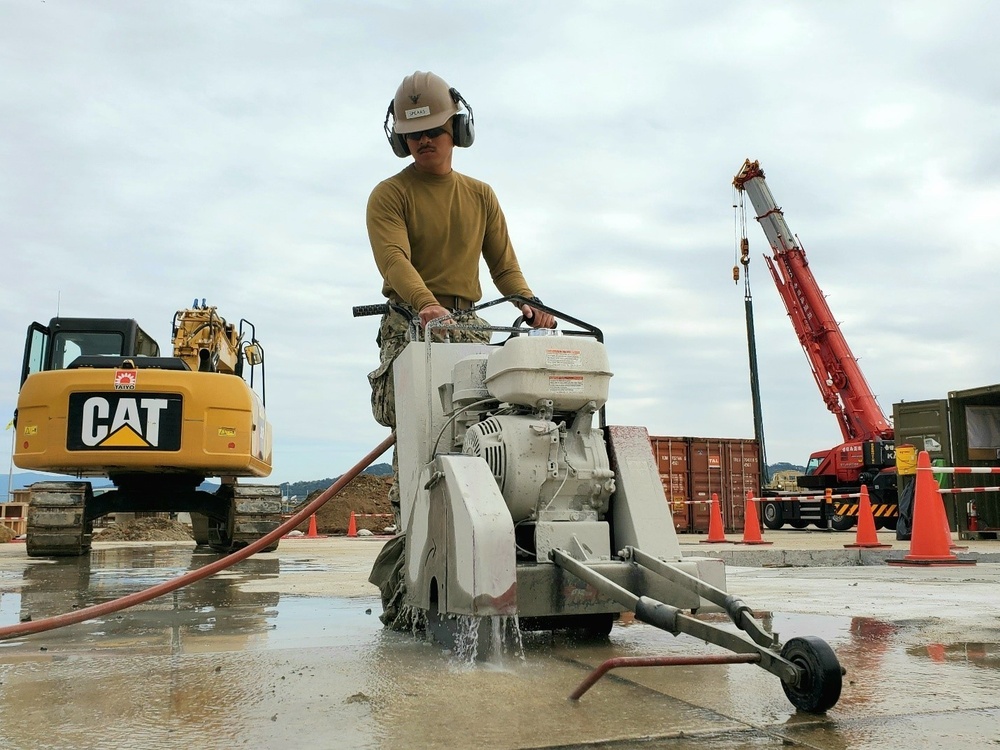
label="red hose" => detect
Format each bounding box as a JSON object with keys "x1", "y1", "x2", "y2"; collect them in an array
[
  {"x1": 569, "y1": 653, "x2": 761, "y2": 700},
  {"x1": 0, "y1": 432, "x2": 396, "y2": 641}
]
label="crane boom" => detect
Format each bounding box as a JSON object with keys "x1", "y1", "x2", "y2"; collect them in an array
[{"x1": 733, "y1": 159, "x2": 892, "y2": 444}]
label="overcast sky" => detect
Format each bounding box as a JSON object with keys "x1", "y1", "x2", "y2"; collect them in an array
[{"x1": 2, "y1": 1, "x2": 998, "y2": 487}]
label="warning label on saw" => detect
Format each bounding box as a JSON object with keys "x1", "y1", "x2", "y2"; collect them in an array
[
  {"x1": 545, "y1": 349, "x2": 582, "y2": 368},
  {"x1": 548, "y1": 375, "x2": 585, "y2": 393}
]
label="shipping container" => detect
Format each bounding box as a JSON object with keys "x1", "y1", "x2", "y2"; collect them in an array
[
  {"x1": 649, "y1": 436, "x2": 760, "y2": 533},
  {"x1": 650, "y1": 436, "x2": 690, "y2": 533},
  {"x1": 949, "y1": 384, "x2": 1000, "y2": 534},
  {"x1": 894, "y1": 384, "x2": 1000, "y2": 538}
]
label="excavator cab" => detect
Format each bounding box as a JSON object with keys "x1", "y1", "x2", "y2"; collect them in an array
[{"x1": 20, "y1": 317, "x2": 160, "y2": 386}]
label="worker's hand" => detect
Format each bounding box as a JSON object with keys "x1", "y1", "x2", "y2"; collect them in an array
[
  {"x1": 521, "y1": 304, "x2": 556, "y2": 330},
  {"x1": 418, "y1": 304, "x2": 454, "y2": 331}
]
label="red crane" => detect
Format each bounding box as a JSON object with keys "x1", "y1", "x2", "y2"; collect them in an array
[{"x1": 733, "y1": 159, "x2": 896, "y2": 529}]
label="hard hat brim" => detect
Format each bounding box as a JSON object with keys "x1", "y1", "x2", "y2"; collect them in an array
[{"x1": 392, "y1": 109, "x2": 453, "y2": 134}]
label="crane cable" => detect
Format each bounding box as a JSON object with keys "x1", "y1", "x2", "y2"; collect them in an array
[
  {"x1": 0, "y1": 432, "x2": 397, "y2": 642},
  {"x1": 733, "y1": 184, "x2": 752, "y2": 294},
  {"x1": 733, "y1": 182, "x2": 770, "y2": 484}
]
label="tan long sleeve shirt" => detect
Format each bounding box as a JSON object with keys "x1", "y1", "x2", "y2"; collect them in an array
[{"x1": 366, "y1": 165, "x2": 533, "y2": 311}]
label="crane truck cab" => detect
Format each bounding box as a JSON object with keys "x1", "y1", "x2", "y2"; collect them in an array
[{"x1": 797, "y1": 440, "x2": 895, "y2": 490}]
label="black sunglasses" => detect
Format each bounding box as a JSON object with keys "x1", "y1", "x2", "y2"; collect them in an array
[{"x1": 405, "y1": 127, "x2": 448, "y2": 141}]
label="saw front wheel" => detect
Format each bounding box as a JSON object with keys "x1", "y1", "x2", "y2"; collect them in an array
[{"x1": 780, "y1": 635, "x2": 843, "y2": 713}]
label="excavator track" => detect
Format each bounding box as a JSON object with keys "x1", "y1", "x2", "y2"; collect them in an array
[
  {"x1": 207, "y1": 485, "x2": 283, "y2": 554},
  {"x1": 26, "y1": 482, "x2": 94, "y2": 557}
]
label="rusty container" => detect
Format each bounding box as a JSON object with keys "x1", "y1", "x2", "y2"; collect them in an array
[
  {"x1": 648, "y1": 436, "x2": 761, "y2": 533},
  {"x1": 649, "y1": 436, "x2": 690, "y2": 532}
]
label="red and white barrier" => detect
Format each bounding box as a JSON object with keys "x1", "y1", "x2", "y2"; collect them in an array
[
  {"x1": 937, "y1": 485, "x2": 1000, "y2": 494},
  {"x1": 920, "y1": 465, "x2": 1000, "y2": 474}
]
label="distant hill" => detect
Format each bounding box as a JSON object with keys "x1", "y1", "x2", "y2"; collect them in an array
[
  {"x1": 768, "y1": 462, "x2": 806, "y2": 474},
  {"x1": 6, "y1": 460, "x2": 795, "y2": 502},
  {"x1": 4, "y1": 462, "x2": 394, "y2": 502},
  {"x1": 3, "y1": 471, "x2": 217, "y2": 500},
  {"x1": 3, "y1": 471, "x2": 113, "y2": 499}
]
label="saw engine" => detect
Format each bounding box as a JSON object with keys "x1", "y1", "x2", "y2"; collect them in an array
[{"x1": 452, "y1": 334, "x2": 616, "y2": 560}]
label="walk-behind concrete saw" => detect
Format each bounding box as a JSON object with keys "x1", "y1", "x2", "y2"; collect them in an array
[{"x1": 356, "y1": 296, "x2": 843, "y2": 714}]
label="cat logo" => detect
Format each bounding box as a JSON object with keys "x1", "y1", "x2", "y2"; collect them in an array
[{"x1": 66, "y1": 392, "x2": 182, "y2": 451}]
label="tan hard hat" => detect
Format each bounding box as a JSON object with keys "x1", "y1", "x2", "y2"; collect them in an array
[{"x1": 391, "y1": 71, "x2": 460, "y2": 134}]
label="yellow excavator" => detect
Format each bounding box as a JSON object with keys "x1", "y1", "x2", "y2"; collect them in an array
[{"x1": 12, "y1": 301, "x2": 281, "y2": 556}]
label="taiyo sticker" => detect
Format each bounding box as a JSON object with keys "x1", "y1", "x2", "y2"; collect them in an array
[
  {"x1": 114, "y1": 370, "x2": 136, "y2": 391},
  {"x1": 405, "y1": 105, "x2": 430, "y2": 119}
]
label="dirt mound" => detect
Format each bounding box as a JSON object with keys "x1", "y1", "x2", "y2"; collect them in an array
[
  {"x1": 98, "y1": 517, "x2": 195, "y2": 542},
  {"x1": 0, "y1": 526, "x2": 16, "y2": 543},
  {"x1": 295, "y1": 473, "x2": 394, "y2": 535}
]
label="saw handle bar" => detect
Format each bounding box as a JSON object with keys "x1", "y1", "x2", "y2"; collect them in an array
[
  {"x1": 352, "y1": 302, "x2": 411, "y2": 319},
  {"x1": 352, "y1": 296, "x2": 604, "y2": 343}
]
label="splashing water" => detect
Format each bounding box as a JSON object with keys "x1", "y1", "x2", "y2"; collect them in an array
[
  {"x1": 392, "y1": 604, "x2": 526, "y2": 666},
  {"x1": 451, "y1": 614, "x2": 525, "y2": 665},
  {"x1": 453, "y1": 614, "x2": 481, "y2": 663}
]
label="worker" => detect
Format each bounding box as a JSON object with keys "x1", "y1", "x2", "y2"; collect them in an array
[
  {"x1": 895, "y1": 444, "x2": 917, "y2": 540},
  {"x1": 366, "y1": 70, "x2": 555, "y2": 510},
  {"x1": 366, "y1": 71, "x2": 554, "y2": 627}
]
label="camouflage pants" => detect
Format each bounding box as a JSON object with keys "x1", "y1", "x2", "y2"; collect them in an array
[
  {"x1": 367, "y1": 303, "x2": 492, "y2": 512},
  {"x1": 367, "y1": 304, "x2": 492, "y2": 629}
]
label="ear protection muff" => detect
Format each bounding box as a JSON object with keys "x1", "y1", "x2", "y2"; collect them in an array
[
  {"x1": 383, "y1": 101, "x2": 411, "y2": 158},
  {"x1": 449, "y1": 88, "x2": 475, "y2": 149},
  {"x1": 383, "y1": 88, "x2": 476, "y2": 157}
]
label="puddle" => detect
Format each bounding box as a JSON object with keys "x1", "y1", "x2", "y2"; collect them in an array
[
  {"x1": 271, "y1": 557, "x2": 334, "y2": 574},
  {"x1": 908, "y1": 641, "x2": 1000, "y2": 669}
]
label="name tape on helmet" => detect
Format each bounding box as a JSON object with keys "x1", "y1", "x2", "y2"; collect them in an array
[{"x1": 404, "y1": 105, "x2": 431, "y2": 120}]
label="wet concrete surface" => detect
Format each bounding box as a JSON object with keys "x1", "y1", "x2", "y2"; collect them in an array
[{"x1": 0, "y1": 533, "x2": 999, "y2": 749}]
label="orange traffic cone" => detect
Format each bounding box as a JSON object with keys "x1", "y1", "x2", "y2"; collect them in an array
[
  {"x1": 844, "y1": 485, "x2": 891, "y2": 549},
  {"x1": 888, "y1": 451, "x2": 974, "y2": 566},
  {"x1": 700, "y1": 492, "x2": 731, "y2": 543},
  {"x1": 736, "y1": 491, "x2": 772, "y2": 546},
  {"x1": 306, "y1": 514, "x2": 319, "y2": 538},
  {"x1": 347, "y1": 511, "x2": 358, "y2": 538}
]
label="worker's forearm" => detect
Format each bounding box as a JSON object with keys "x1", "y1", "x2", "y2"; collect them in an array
[{"x1": 380, "y1": 251, "x2": 437, "y2": 310}]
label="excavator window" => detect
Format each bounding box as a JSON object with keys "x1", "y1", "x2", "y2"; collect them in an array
[
  {"x1": 135, "y1": 328, "x2": 160, "y2": 357},
  {"x1": 50, "y1": 331, "x2": 125, "y2": 370}
]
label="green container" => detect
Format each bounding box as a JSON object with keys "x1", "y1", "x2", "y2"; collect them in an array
[{"x1": 948, "y1": 384, "x2": 1000, "y2": 532}]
